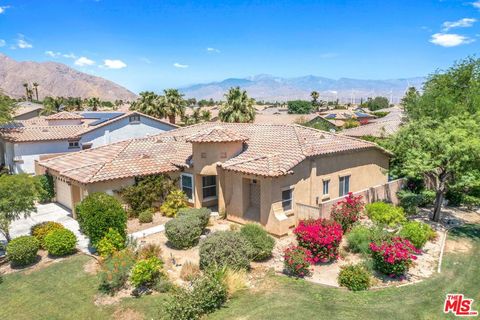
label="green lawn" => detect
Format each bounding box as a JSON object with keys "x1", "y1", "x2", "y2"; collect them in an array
[{"x1": 1, "y1": 224, "x2": 479, "y2": 320}]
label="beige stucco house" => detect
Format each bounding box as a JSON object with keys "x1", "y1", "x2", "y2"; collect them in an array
[{"x1": 38, "y1": 123, "x2": 392, "y2": 236}]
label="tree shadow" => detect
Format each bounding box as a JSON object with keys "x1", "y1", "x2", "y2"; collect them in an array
[{"x1": 449, "y1": 224, "x2": 480, "y2": 241}]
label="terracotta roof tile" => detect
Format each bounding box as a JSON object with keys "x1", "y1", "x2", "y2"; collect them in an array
[
  {"x1": 186, "y1": 126, "x2": 249, "y2": 143},
  {"x1": 45, "y1": 111, "x2": 84, "y2": 120}
]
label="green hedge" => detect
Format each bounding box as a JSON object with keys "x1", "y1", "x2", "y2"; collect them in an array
[
  {"x1": 399, "y1": 221, "x2": 436, "y2": 249},
  {"x1": 177, "y1": 207, "x2": 211, "y2": 229},
  {"x1": 44, "y1": 228, "x2": 77, "y2": 256},
  {"x1": 338, "y1": 264, "x2": 371, "y2": 291},
  {"x1": 165, "y1": 215, "x2": 203, "y2": 249},
  {"x1": 365, "y1": 202, "x2": 406, "y2": 226},
  {"x1": 31, "y1": 221, "x2": 64, "y2": 249},
  {"x1": 6, "y1": 236, "x2": 40, "y2": 266}
]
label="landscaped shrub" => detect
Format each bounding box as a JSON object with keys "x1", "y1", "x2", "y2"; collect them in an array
[
  {"x1": 153, "y1": 277, "x2": 174, "y2": 293},
  {"x1": 370, "y1": 237, "x2": 420, "y2": 277},
  {"x1": 330, "y1": 192, "x2": 365, "y2": 232},
  {"x1": 137, "y1": 243, "x2": 162, "y2": 260},
  {"x1": 34, "y1": 174, "x2": 55, "y2": 203},
  {"x1": 165, "y1": 215, "x2": 203, "y2": 249},
  {"x1": 294, "y1": 218, "x2": 343, "y2": 262},
  {"x1": 365, "y1": 202, "x2": 406, "y2": 227},
  {"x1": 240, "y1": 223, "x2": 275, "y2": 261},
  {"x1": 283, "y1": 245, "x2": 312, "y2": 277},
  {"x1": 6, "y1": 235, "x2": 40, "y2": 266},
  {"x1": 31, "y1": 221, "x2": 64, "y2": 248},
  {"x1": 75, "y1": 192, "x2": 127, "y2": 247},
  {"x1": 180, "y1": 261, "x2": 201, "y2": 281},
  {"x1": 199, "y1": 231, "x2": 252, "y2": 270},
  {"x1": 347, "y1": 225, "x2": 392, "y2": 255},
  {"x1": 399, "y1": 221, "x2": 436, "y2": 249},
  {"x1": 338, "y1": 264, "x2": 371, "y2": 291},
  {"x1": 130, "y1": 256, "x2": 164, "y2": 288},
  {"x1": 44, "y1": 228, "x2": 77, "y2": 256},
  {"x1": 96, "y1": 228, "x2": 126, "y2": 257},
  {"x1": 223, "y1": 267, "x2": 247, "y2": 297},
  {"x1": 397, "y1": 190, "x2": 436, "y2": 215},
  {"x1": 138, "y1": 208, "x2": 154, "y2": 223},
  {"x1": 98, "y1": 249, "x2": 136, "y2": 294},
  {"x1": 177, "y1": 207, "x2": 211, "y2": 229},
  {"x1": 160, "y1": 189, "x2": 188, "y2": 217}
]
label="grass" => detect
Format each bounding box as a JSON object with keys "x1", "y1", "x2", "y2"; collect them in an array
[{"x1": 0, "y1": 224, "x2": 479, "y2": 320}]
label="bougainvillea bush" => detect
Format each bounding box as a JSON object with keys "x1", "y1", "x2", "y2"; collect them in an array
[
  {"x1": 370, "y1": 237, "x2": 421, "y2": 277},
  {"x1": 330, "y1": 192, "x2": 365, "y2": 232},
  {"x1": 294, "y1": 218, "x2": 343, "y2": 263},
  {"x1": 283, "y1": 245, "x2": 312, "y2": 277}
]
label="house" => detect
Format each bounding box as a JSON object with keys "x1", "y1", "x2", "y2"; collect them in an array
[
  {"x1": 13, "y1": 102, "x2": 43, "y2": 120},
  {"x1": 319, "y1": 109, "x2": 376, "y2": 128},
  {"x1": 38, "y1": 123, "x2": 394, "y2": 236},
  {"x1": 341, "y1": 106, "x2": 404, "y2": 138},
  {"x1": 0, "y1": 111, "x2": 177, "y2": 174}
]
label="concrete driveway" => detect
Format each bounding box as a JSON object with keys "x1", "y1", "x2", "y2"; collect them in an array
[{"x1": 0, "y1": 203, "x2": 90, "y2": 253}]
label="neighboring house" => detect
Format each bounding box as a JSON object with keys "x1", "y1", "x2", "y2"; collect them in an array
[
  {"x1": 13, "y1": 102, "x2": 43, "y2": 120},
  {"x1": 319, "y1": 109, "x2": 376, "y2": 128},
  {"x1": 342, "y1": 106, "x2": 404, "y2": 138},
  {"x1": 0, "y1": 111, "x2": 177, "y2": 174},
  {"x1": 38, "y1": 123, "x2": 393, "y2": 236}
]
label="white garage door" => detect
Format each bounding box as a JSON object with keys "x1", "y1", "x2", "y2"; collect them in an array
[{"x1": 56, "y1": 179, "x2": 72, "y2": 210}]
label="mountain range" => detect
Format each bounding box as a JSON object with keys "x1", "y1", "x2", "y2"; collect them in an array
[
  {"x1": 0, "y1": 54, "x2": 137, "y2": 101},
  {"x1": 181, "y1": 74, "x2": 425, "y2": 103}
]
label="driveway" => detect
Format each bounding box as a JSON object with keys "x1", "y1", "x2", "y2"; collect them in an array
[{"x1": 0, "y1": 203, "x2": 90, "y2": 253}]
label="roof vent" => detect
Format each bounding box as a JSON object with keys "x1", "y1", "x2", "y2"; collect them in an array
[{"x1": 140, "y1": 153, "x2": 150, "y2": 159}]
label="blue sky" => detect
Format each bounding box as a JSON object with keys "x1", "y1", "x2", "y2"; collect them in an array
[{"x1": 0, "y1": 0, "x2": 479, "y2": 93}]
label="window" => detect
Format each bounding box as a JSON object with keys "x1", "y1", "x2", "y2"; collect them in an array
[
  {"x1": 339, "y1": 175, "x2": 350, "y2": 197},
  {"x1": 129, "y1": 114, "x2": 140, "y2": 123},
  {"x1": 68, "y1": 141, "x2": 80, "y2": 149},
  {"x1": 181, "y1": 174, "x2": 194, "y2": 202},
  {"x1": 281, "y1": 188, "x2": 293, "y2": 211},
  {"x1": 322, "y1": 180, "x2": 329, "y2": 195},
  {"x1": 202, "y1": 175, "x2": 217, "y2": 199}
]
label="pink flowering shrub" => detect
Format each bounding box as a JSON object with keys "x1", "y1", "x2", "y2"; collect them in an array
[
  {"x1": 283, "y1": 245, "x2": 312, "y2": 277},
  {"x1": 294, "y1": 218, "x2": 343, "y2": 263},
  {"x1": 330, "y1": 192, "x2": 365, "y2": 232},
  {"x1": 370, "y1": 237, "x2": 421, "y2": 277}
]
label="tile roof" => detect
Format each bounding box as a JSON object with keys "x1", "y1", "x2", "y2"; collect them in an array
[
  {"x1": 13, "y1": 102, "x2": 43, "y2": 118},
  {"x1": 39, "y1": 122, "x2": 389, "y2": 183},
  {"x1": 45, "y1": 111, "x2": 84, "y2": 120},
  {"x1": 186, "y1": 126, "x2": 249, "y2": 143},
  {"x1": 341, "y1": 107, "x2": 404, "y2": 138}
]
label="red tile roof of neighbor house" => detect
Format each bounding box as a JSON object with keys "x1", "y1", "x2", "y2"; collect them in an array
[
  {"x1": 39, "y1": 123, "x2": 390, "y2": 184},
  {"x1": 45, "y1": 111, "x2": 84, "y2": 120},
  {"x1": 186, "y1": 126, "x2": 249, "y2": 143}
]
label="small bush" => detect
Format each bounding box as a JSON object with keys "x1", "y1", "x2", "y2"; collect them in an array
[
  {"x1": 399, "y1": 221, "x2": 436, "y2": 249},
  {"x1": 397, "y1": 190, "x2": 436, "y2": 215},
  {"x1": 75, "y1": 192, "x2": 127, "y2": 247},
  {"x1": 96, "y1": 228, "x2": 126, "y2": 257},
  {"x1": 98, "y1": 249, "x2": 136, "y2": 294},
  {"x1": 6, "y1": 236, "x2": 40, "y2": 266},
  {"x1": 137, "y1": 243, "x2": 162, "y2": 260},
  {"x1": 365, "y1": 202, "x2": 406, "y2": 227},
  {"x1": 330, "y1": 192, "x2": 365, "y2": 232},
  {"x1": 180, "y1": 261, "x2": 201, "y2": 281},
  {"x1": 165, "y1": 215, "x2": 203, "y2": 249},
  {"x1": 160, "y1": 189, "x2": 188, "y2": 217},
  {"x1": 177, "y1": 207, "x2": 211, "y2": 229},
  {"x1": 338, "y1": 264, "x2": 371, "y2": 291},
  {"x1": 130, "y1": 256, "x2": 163, "y2": 288},
  {"x1": 370, "y1": 237, "x2": 420, "y2": 277},
  {"x1": 31, "y1": 221, "x2": 64, "y2": 248},
  {"x1": 223, "y1": 268, "x2": 247, "y2": 297},
  {"x1": 34, "y1": 174, "x2": 55, "y2": 203},
  {"x1": 199, "y1": 231, "x2": 252, "y2": 270},
  {"x1": 138, "y1": 208, "x2": 154, "y2": 223},
  {"x1": 347, "y1": 225, "x2": 392, "y2": 255},
  {"x1": 283, "y1": 245, "x2": 312, "y2": 278},
  {"x1": 153, "y1": 277, "x2": 174, "y2": 293},
  {"x1": 240, "y1": 223, "x2": 275, "y2": 261},
  {"x1": 44, "y1": 228, "x2": 77, "y2": 256}
]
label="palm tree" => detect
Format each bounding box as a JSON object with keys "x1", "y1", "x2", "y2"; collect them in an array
[
  {"x1": 311, "y1": 91, "x2": 319, "y2": 107},
  {"x1": 32, "y1": 82, "x2": 39, "y2": 101},
  {"x1": 41, "y1": 96, "x2": 63, "y2": 115},
  {"x1": 22, "y1": 83, "x2": 30, "y2": 101},
  {"x1": 219, "y1": 87, "x2": 256, "y2": 123},
  {"x1": 87, "y1": 97, "x2": 101, "y2": 111},
  {"x1": 130, "y1": 91, "x2": 166, "y2": 119},
  {"x1": 163, "y1": 89, "x2": 186, "y2": 124}
]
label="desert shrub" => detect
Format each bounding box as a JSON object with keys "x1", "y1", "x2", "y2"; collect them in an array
[
  {"x1": 34, "y1": 174, "x2": 55, "y2": 203},
  {"x1": 138, "y1": 208, "x2": 154, "y2": 223},
  {"x1": 96, "y1": 228, "x2": 126, "y2": 257},
  {"x1": 119, "y1": 174, "x2": 176, "y2": 217},
  {"x1": 75, "y1": 192, "x2": 127, "y2": 247},
  {"x1": 283, "y1": 245, "x2": 312, "y2": 277},
  {"x1": 6, "y1": 235, "x2": 40, "y2": 266},
  {"x1": 44, "y1": 228, "x2": 77, "y2": 256},
  {"x1": 338, "y1": 264, "x2": 371, "y2": 291},
  {"x1": 137, "y1": 243, "x2": 162, "y2": 260},
  {"x1": 240, "y1": 223, "x2": 275, "y2": 261},
  {"x1": 31, "y1": 221, "x2": 64, "y2": 248},
  {"x1": 165, "y1": 215, "x2": 203, "y2": 249},
  {"x1": 177, "y1": 207, "x2": 211, "y2": 229},
  {"x1": 399, "y1": 221, "x2": 436, "y2": 249},
  {"x1": 370, "y1": 237, "x2": 420, "y2": 277},
  {"x1": 130, "y1": 256, "x2": 163, "y2": 288},
  {"x1": 397, "y1": 190, "x2": 436, "y2": 215},
  {"x1": 180, "y1": 261, "x2": 201, "y2": 281},
  {"x1": 199, "y1": 231, "x2": 252, "y2": 270},
  {"x1": 365, "y1": 202, "x2": 406, "y2": 227},
  {"x1": 330, "y1": 192, "x2": 365, "y2": 232},
  {"x1": 294, "y1": 218, "x2": 343, "y2": 262},
  {"x1": 347, "y1": 225, "x2": 392, "y2": 255},
  {"x1": 160, "y1": 189, "x2": 188, "y2": 217},
  {"x1": 98, "y1": 249, "x2": 136, "y2": 294}
]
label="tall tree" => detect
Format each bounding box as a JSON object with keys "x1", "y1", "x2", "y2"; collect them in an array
[
  {"x1": 32, "y1": 82, "x2": 39, "y2": 101},
  {"x1": 162, "y1": 89, "x2": 186, "y2": 124},
  {"x1": 400, "y1": 87, "x2": 419, "y2": 109},
  {"x1": 41, "y1": 96, "x2": 63, "y2": 115},
  {"x1": 87, "y1": 97, "x2": 101, "y2": 111},
  {"x1": 130, "y1": 91, "x2": 166, "y2": 119},
  {"x1": 219, "y1": 87, "x2": 256, "y2": 123},
  {"x1": 0, "y1": 94, "x2": 14, "y2": 124},
  {"x1": 361, "y1": 96, "x2": 389, "y2": 111},
  {"x1": 22, "y1": 83, "x2": 30, "y2": 101},
  {"x1": 311, "y1": 91, "x2": 319, "y2": 107}
]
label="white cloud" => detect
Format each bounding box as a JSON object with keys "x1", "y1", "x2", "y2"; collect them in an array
[
  {"x1": 442, "y1": 18, "x2": 476, "y2": 31},
  {"x1": 102, "y1": 59, "x2": 127, "y2": 69},
  {"x1": 430, "y1": 33, "x2": 474, "y2": 47},
  {"x1": 63, "y1": 53, "x2": 76, "y2": 59},
  {"x1": 0, "y1": 6, "x2": 10, "y2": 14},
  {"x1": 17, "y1": 39, "x2": 32, "y2": 49},
  {"x1": 0, "y1": 39, "x2": 5, "y2": 47},
  {"x1": 472, "y1": 1, "x2": 480, "y2": 9},
  {"x1": 173, "y1": 62, "x2": 188, "y2": 68},
  {"x1": 45, "y1": 51, "x2": 77, "y2": 59},
  {"x1": 206, "y1": 47, "x2": 220, "y2": 53},
  {"x1": 74, "y1": 56, "x2": 95, "y2": 66},
  {"x1": 45, "y1": 50, "x2": 60, "y2": 58}
]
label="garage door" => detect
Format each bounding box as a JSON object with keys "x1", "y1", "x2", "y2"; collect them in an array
[{"x1": 56, "y1": 179, "x2": 72, "y2": 210}]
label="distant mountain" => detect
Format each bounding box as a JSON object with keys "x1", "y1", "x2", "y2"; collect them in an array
[
  {"x1": 180, "y1": 74, "x2": 425, "y2": 103},
  {"x1": 0, "y1": 54, "x2": 137, "y2": 101}
]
